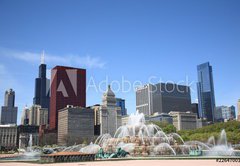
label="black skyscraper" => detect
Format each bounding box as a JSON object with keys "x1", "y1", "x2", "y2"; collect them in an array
[
  {"x1": 33, "y1": 51, "x2": 50, "y2": 110},
  {"x1": 0, "y1": 89, "x2": 18, "y2": 124}
]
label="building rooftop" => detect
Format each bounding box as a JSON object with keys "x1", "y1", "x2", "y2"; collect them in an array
[{"x1": 52, "y1": 65, "x2": 86, "y2": 71}]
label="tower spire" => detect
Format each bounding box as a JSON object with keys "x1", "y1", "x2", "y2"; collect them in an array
[{"x1": 41, "y1": 50, "x2": 45, "y2": 64}]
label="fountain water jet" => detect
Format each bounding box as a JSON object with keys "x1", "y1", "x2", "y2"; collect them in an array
[
  {"x1": 207, "y1": 136, "x2": 215, "y2": 146},
  {"x1": 207, "y1": 130, "x2": 234, "y2": 156}
]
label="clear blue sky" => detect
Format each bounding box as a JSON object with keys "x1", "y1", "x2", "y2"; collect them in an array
[{"x1": 0, "y1": 0, "x2": 240, "y2": 124}]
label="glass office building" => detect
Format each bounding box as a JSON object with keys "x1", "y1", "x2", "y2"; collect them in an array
[
  {"x1": 197, "y1": 62, "x2": 216, "y2": 122},
  {"x1": 116, "y1": 98, "x2": 127, "y2": 116}
]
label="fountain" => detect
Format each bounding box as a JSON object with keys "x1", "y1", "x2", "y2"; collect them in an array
[
  {"x1": 79, "y1": 111, "x2": 189, "y2": 157},
  {"x1": 77, "y1": 111, "x2": 239, "y2": 158}
]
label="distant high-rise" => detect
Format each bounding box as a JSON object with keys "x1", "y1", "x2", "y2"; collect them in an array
[
  {"x1": 28, "y1": 105, "x2": 48, "y2": 126},
  {"x1": 0, "y1": 89, "x2": 18, "y2": 124},
  {"x1": 136, "y1": 83, "x2": 192, "y2": 115},
  {"x1": 215, "y1": 105, "x2": 236, "y2": 121},
  {"x1": 33, "y1": 51, "x2": 50, "y2": 110},
  {"x1": 116, "y1": 98, "x2": 127, "y2": 116},
  {"x1": 229, "y1": 105, "x2": 236, "y2": 119},
  {"x1": 21, "y1": 106, "x2": 30, "y2": 125},
  {"x1": 49, "y1": 66, "x2": 86, "y2": 131},
  {"x1": 197, "y1": 62, "x2": 216, "y2": 122}
]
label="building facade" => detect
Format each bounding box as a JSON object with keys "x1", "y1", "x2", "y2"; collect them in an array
[
  {"x1": 90, "y1": 104, "x2": 101, "y2": 126},
  {"x1": 121, "y1": 116, "x2": 129, "y2": 126},
  {"x1": 58, "y1": 106, "x2": 94, "y2": 146},
  {"x1": 215, "y1": 106, "x2": 223, "y2": 122},
  {"x1": 33, "y1": 51, "x2": 50, "y2": 110},
  {"x1": 221, "y1": 106, "x2": 232, "y2": 120},
  {"x1": 28, "y1": 105, "x2": 48, "y2": 126},
  {"x1": 29, "y1": 105, "x2": 41, "y2": 126},
  {"x1": 39, "y1": 107, "x2": 48, "y2": 126},
  {"x1": 197, "y1": 62, "x2": 216, "y2": 122},
  {"x1": 191, "y1": 103, "x2": 199, "y2": 118},
  {"x1": 116, "y1": 98, "x2": 127, "y2": 116},
  {"x1": 49, "y1": 66, "x2": 86, "y2": 131},
  {"x1": 149, "y1": 112, "x2": 173, "y2": 124},
  {"x1": 89, "y1": 104, "x2": 101, "y2": 135},
  {"x1": 99, "y1": 85, "x2": 122, "y2": 136},
  {"x1": 136, "y1": 83, "x2": 191, "y2": 116},
  {"x1": 21, "y1": 106, "x2": 30, "y2": 125},
  {"x1": 215, "y1": 105, "x2": 236, "y2": 121},
  {"x1": 169, "y1": 111, "x2": 197, "y2": 130},
  {"x1": 0, "y1": 89, "x2": 18, "y2": 125},
  {"x1": 229, "y1": 105, "x2": 236, "y2": 119},
  {"x1": 0, "y1": 124, "x2": 17, "y2": 151}
]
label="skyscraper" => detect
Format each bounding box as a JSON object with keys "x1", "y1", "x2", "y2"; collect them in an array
[
  {"x1": 33, "y1": 51, "x2": 50, "y2": 110},
  {"x1": 49, "y1": 66, "x2": 86, "y2": 131},
  {"x1": 197, "y1": 62, "x2": 216, "y2": 122},
  {"x1": 0, "y1": 89, "x2": 18, "y2": 124},
  {"x1": 136, "y1": 83, "x2": 192, "y2": 115}
]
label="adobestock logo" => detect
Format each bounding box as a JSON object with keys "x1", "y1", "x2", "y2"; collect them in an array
[
  {"x1": 87, "y1": 75, "x2": 196, "y2": 94},
  {"x1": 46, "y1": 71, "x2": 196, "y2": 97}
]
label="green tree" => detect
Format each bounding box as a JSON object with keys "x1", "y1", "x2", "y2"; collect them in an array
[{"x1": 150, "y1": 121, "x2": 177, "y2": 134}]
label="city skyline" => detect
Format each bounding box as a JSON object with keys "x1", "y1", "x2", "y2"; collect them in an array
[{"x1": 0, "y1": 0, "x2": 240, "y2": 124}]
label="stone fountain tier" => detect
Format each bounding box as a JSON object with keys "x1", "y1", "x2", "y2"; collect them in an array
[
  {"x1": 101, "y1": 136, "x2": 177, "y2": 148},
  {"x1": 98, "y1": 135, "x2": 199, "y2": 157}
]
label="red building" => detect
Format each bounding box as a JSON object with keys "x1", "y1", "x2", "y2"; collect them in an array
[{"x1": 49, "y1": 66, "x2": 86, "y2": 130}]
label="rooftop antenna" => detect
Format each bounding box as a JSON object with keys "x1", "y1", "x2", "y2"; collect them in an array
[{"x1": 41, "y1": 50, "x2": 45, "y2": 64}]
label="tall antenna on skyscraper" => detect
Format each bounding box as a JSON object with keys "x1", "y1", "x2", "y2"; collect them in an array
[{"x1": 41, "y1": 50, "x2": 45, "y2": 64}]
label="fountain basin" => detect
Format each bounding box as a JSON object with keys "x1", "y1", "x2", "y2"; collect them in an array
[{"x1": 40, "y1": 152, "x2": 95, "y2": 163}]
